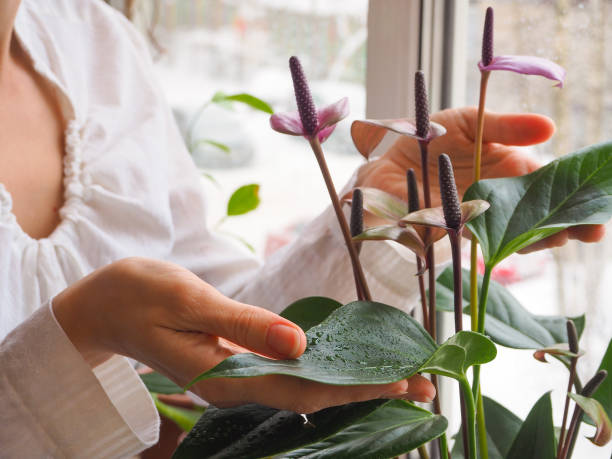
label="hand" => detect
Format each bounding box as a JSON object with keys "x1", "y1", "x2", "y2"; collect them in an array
[
  {"x1": 53, "y1": 257, "x2": 435, "y2": 413},
  {"x1": 356, "y1": 107, "x2": 605, "y2": 251}
]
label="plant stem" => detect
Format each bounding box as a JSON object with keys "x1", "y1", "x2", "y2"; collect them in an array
[
  {"x1": 469, "y1": 71, "x2": 489, "y2": 335},
  {"x1": 459, "y1": 377, "x2": 478, "y2": 459},
  {"x1": 476, "y1": 388, "x2": 488, "y2": 459},
  {"x1": 416, "y1": 261, "x2": 429, "y2": 333},
  {"x1": 449, "y1": 230, "x2": 463, "y2": 332},
  {"x1": 417, "y1": 444, "x2": 430, "y2": 459},
  {"x1": 439, "y1": 433, "x2": 449, "y2": 459},
  {"x1": 557, "y1": 356, "x2": 578, "y2": 458},
  {"x1": 309, "y1": 137, "x2": 371, "y2": 301},
  {"x1": 476, "y1": 265, "x2": 492, "y2": 335},
  {"x1": 459, "y1": 392, "x2": 470, "y2": 459}
]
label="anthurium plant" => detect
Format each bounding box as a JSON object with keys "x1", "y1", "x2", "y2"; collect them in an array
[{"x1": 142, "y1": 6, "x2": 612, "y2": 459}]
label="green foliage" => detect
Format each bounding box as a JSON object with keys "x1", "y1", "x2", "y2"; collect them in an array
[
  {"x1": 173, "y1": 400, "x2": 386, "y2": 459},
  {"x1": 506, "y1": 393, "x2": 556, "y2": 459},
  {"x1": 284, "y1": 400, "x2": 447, "y2": 458},
  {"x1": 435, "y1": 267, "x2": 585, "y2": 350},
  {"x1": 140, "y1": 372, "x2": 184, "y2": 395},
  {"x1": 211, "y1": 91, "x2": 274, "y2": 114},
  {"x1": 280, "y1": 296, "x2": 342, "y2": 331},
  {"x1": 187, "y1": 301, "x2": 437, "y2": 388},
  {"x1": 589, "y1": 338, "x2": 612, "y2": 426},
  {"x1": 227, "y1": 184, "x2": 260, "y2": 216},
  {"x1": 465, "y1": 142, "x2": 612, "y2": 268},
  {"x1": 452, "y1": 396, "x2": 523, "y2": 459},
  {"x1": 152, "y1": 394, "x2": 205, "y2": 433}
]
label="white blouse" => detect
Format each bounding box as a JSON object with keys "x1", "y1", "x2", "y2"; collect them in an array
[{"x1": 0, "y1": 0, "x2": 424, "y2": 457}]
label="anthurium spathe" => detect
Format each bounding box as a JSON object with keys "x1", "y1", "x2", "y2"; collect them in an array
[
  {"x1": 269, "y1": 57, "x2": 349, "y2": 143},
  {"x1": 478, "y1": 6, "x2": 565, "y2": 87}
]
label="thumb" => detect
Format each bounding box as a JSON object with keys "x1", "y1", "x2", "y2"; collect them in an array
[{"x1": 192, "y1": 288, "x2": 307, "y2": 360}]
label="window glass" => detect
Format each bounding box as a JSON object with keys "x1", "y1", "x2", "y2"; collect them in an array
[{"x1": 147, "y1": 0, "x2": 368, "y2": 255}]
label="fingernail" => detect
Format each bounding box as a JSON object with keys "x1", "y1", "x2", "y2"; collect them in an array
[{"x1": 267, "y1": 323, "x2": 302, "y2": 358}]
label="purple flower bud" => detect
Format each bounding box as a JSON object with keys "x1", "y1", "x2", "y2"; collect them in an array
[
  {"x1": 438, "y1": 154, "x2": 462, "y2": 230},
  {"x1": 406, "y1": 169, "x2": 420, "y2": 213},
  {"x1": 289, "y1": 56, "x2": 318, "y2": 135},
  {"x1": 414, "y1": 71, "x2": 430, "y2": 139},
  {"x1": 566, "y1": 320, "x2": 579, "y2": 354},
  {"x1": 350, "y1": 188, "x2": 364, "y2": 238},
  {"x1": 582, "y1": 370, "x2": 608, "y2": 397},
  {"x1": 482, "y1": 7, "x2": 494, "y2": 67}
]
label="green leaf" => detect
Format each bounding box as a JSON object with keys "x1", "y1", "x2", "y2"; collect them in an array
[
  {"x1": 452, "y1": 396, "x2": 523, "y2": 459},
  {"x1": 227, "y1": 184, "x2": 260, "y2": 216},
  {"x1": 435, "y1": 266, "x2": 585, "y2": 350},
  {"x1": 152, "y1": 394, "x2": 204, "y2": 432},
  {"x1": 140, "y1": 372, "x2": 184, "y2": 394},
  {"x1": 284, "y1": 400, "x2": 447, "y2": 458},
  {"x1": 506, "y1": 392, "x2": 556, "y2": 459},
  {"x1": 280, "y1": 296, "x2": 342, "y2": 331},
  {"x1": 186, "y1": 301, "x2": 437, "y2": 388},
  {"x1": 589, "y1": 338, "x2": 612, "y2": 426},
  {"x1": 568, "y1": 393, "x2": 612, "y2": 446},
  {"x1": 192, "y1": 139, "x2": 231, "y2": 154},
  {"x1": 172, "y1": 400, "x2": 386, "y2": 459},
  {"x1": 465, "y1": 142, "x2": 612, "y2": 267},
  {"x1": 420, "y1": 331, "x2": 497, "y2": 380},
  {"x1": 211, "y1": 91, "x2": 274, "y2": 114}
]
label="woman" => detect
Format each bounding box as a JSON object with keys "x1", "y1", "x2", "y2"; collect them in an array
[{"x1": 0, "y1": 0, "x2": 604, "y2": 457}]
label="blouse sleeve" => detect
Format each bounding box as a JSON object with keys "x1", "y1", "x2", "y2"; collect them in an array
[{"x1": 0, "y1": 301, "x2": 159, "y2": 458}]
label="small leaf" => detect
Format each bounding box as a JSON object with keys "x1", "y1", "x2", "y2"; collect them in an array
[
  {"x1": 420, "y1": 331, "x2": 497, "y2": 380},
  {"x1": 356, "y1": 187, "x2": 408, "y2": 221},
  {"x1": 435, "y1": 266, "x2": 586, "y2": 351},
  {"x1": 140, "y1": 372, "x2": 184, "y2": 394},
  {"x1": 452, "y1": 396, "x2": 523, "y2": 459},
  {"x1": 353, "y1": 224, "x2": 426, "y2": 260},
  {"x1": 173, "y1": 400, "x2": 386, "y2": 459},
  {"x1": 186, "y1": 301, "x2": 437, "y2": 388},
  {"x1": 284, "y1": 400, "x2": 448, "y2": 458},
  {"x1": 211, "y1": 91, "x2": 274, "y2": 113},
  {"x1": 280, "y1": 296, "x2": 342, "y2": 332},
  {"x1": 227, "y1": 184, "x2": 261, "y2": 216},
  {"x1": 465, "y1": 142, "x2": 612, "y2": 268},
  {"x1": 192, "y1": 139, "x2": 231, "y2": 154},
  {"x1": 589, "y1": 338, "x2": 612, "y2": 426},
  {"x1": 533, "y1": 343, "x2": 582, "y2": 363},
  {"x1": 506, "y1": 392, "x2": 556, "y2": 459},
  {"x1": 568, "y1": 393, "x2": 612, "y2": 446},
  {"x1": 152, "y1": 394, "x2": 204, "y2": 432},
  {"x1": 350, "y1": 118, "x2": 447, "y2": 159}
]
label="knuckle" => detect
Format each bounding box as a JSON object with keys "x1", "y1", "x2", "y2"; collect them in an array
[{"x1": 231, "y1": 306, "x2": 258, "y2": 347}]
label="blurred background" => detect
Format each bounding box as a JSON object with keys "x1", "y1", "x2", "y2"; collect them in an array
[{"x1": 107, "y1": 1, "x2": 611, "y2": 457}]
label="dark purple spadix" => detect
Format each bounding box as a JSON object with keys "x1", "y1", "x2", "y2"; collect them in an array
[
  {"x1": 438, "y1": 154, "x2": 462, "y2": 230},
  {"x1": 289, "y1": 56, "x2": 318, "y2": 135},
  {"x1": 350, "y1": 188, "x2": 364, "y2": 238},
  {"x1": 566, "y1": 320, "x2": 579, "y2": 354},
  {"x1": 406, "y1": 169, "x2": 420, "y2": 213},
  {"x1": 582, "y1": 370, "x2": 608, "y2": 397},
  {"x1": 482, "y1": 7, "x2": 494, "y2": 66},
  {"x1": 414, "y1": 71, "x2": 430, "y2": 139}
]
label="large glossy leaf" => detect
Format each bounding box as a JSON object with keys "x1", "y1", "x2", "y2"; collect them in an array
[
  {"x1": 452, "y1": 396, "x2": 523, "y2": 459},
  {"x1": 187, "y1": 301, "x2": 437, "y2": 387},
  {"x1": 280, "y1": 296, "x2": 342, "y2": 332},
  {"x1": 284, "y1": 400, "x2": 447, "y2": 459},
  {"x1": 464, "y1": 142, "x2": 612, "y2": 267},
  {"x1": 420, "y1": 331, "x2": 497, "y2": 380},
  {"x1": 172, "y1": 400, "x2": 386, "y2": 459},
  {"x1": 569, "y1": 393, "x2": 612, "y2": 446},
  {"x1": 140, "y1": 371, "x2": 184, "y2": 394},
  {"x1": 506, "y1": 392, "x2": 556, "y2": 459},
  {"x1": 435, "y1": 267, "x2": 585, "y2": 350}
]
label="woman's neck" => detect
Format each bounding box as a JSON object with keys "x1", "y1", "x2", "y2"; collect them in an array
[{"x1": 0, "y1": 1, "x2": 21, "y2": 76}]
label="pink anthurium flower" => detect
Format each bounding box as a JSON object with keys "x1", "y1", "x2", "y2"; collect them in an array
[
  {"x1": 478, "y1": 6, "x2": 565, "y2": 87},
  {"x1": 269, "y1": 57, "x2": 349, "y2": 143}
]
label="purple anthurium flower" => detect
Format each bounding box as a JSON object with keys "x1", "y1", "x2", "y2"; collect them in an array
[
  {"x1": 478, "y1": 6, "x2": 565, "y2": 87},
  {"x1": 270, "y1": 57, "x2": 349, "y2": 143}
]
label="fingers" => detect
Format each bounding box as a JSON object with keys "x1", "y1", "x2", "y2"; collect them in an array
[
  {"x1": 568, "y1": 224, "x2": 606, "y2": 243},
  {"x1": 187, "y1": 288, "x2": 307, "y2": 360},
  {"x1": 480, "y1": 111, "x2": 556, "y2": 146}
]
